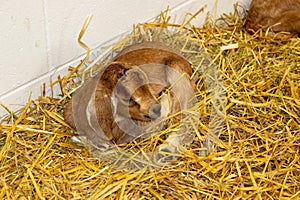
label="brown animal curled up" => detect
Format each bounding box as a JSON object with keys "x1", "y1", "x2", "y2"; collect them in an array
[
  {"x1": 245, "y1": 0, "x2": 300, "y2": 38},
  {"x1": 64, "y1": 42, "x2": 196, "y2": 153}
]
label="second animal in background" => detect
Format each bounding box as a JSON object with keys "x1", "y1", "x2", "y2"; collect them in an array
[{"x1": 245, "y1": 0, "x2": 300, "y2": 38}]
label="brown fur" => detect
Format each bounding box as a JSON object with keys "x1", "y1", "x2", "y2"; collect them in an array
[
  {"x1": 246, "y1": 0, "x2": 300, "y2": 37},
  {"x1": 64, "y1": 62, "x2": 132, "y2": 144},
  {"x1": 115, "y1": 42, "x2": 194, "y2": 77},
  {"x1": 113, "y1": 67, "x2": 165, "y2": 122},
  {"x1": 64, "y1": 42, "x2": 196, "y2": 146}
]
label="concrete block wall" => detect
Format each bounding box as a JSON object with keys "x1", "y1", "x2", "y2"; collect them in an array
[{"x1": 0, "y1": 0, "x2": 251, "y2": 117}]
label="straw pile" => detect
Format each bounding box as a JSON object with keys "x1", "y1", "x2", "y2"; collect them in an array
[{"x1": 1, "y1": 5, "x2": 299, "y2": 199}]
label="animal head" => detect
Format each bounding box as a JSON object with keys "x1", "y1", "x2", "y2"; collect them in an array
[{"x1": 112, "y1": 67, "x2": 168, "y2": 122}]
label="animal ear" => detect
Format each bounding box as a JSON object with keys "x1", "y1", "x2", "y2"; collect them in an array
[
  {"x1": 115, "y1": 67, "x2": 148, "y2": 101},
  {"x1": 115, "y1": 84, "x2": 130, "y2": 99},
  {"x1": 100, "y1": 62, "x2": 131, "y2": 89},
  {"x1": 124, "y1": 68, "x2": 148, "y2": 85}
]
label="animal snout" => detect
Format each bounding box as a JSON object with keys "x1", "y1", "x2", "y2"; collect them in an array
[{"x1": 148, "y1": 104, "x2": 161, "y2": 120}]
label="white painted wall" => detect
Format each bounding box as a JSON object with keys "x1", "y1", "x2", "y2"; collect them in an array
[{"x1": 0, "y1": 0, "x2": 251, "y2": 117}]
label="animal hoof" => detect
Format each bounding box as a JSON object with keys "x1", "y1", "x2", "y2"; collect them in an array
[
  {"x1": 154, "y1": 144, "x2": 179, "y2": 164},
  {"x1": 198, "y1": 149, "x2": 209, "y2": 157}
]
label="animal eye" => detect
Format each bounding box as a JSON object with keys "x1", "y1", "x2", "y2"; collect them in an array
[
  {"x1": 158, "y1": 87, "x2": 168, "y2": 97},
  {"x1": 123, "y1": 97, "x2": 136, "y2": 105}
]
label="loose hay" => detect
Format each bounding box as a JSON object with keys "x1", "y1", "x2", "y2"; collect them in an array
[{"x1": 1, "y1": 4, "x2": 300, "y2": 199}]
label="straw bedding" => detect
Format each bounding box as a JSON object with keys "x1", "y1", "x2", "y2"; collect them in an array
[{"x1": 0, "y1": 5, "x2": 299, "y2": 199}]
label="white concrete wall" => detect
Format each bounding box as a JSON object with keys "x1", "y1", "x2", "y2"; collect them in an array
[{"x1": 0, "y1": 0, "x2": 251, "y2": 117}]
